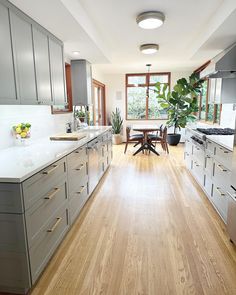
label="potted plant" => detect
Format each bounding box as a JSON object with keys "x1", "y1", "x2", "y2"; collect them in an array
[
  {"x1": 111, "y1": 108, "x2": 123, "y2": 145},
  {"x1": 75, "y1": 109, "x2": 86, "y2": 122},
  {"x1": 155, "y1": 73, "x2": 204, "y2": 145}
]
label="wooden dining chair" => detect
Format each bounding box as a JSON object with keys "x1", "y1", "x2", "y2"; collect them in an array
[
  {"x1": 124, "y1": 126, "x2": 144, "y2": 154},
  {"x1": 148, "y1": 126, "x2": 169, "y2": 154}
]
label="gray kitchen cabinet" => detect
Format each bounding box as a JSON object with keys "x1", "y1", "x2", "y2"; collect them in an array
[
  {"x1": 33, "y1": 27, "x2": 52, "y2": 104},
  {"x1": 49, "y1": 38, "x2": 66, "y2": 105},
  {"x1": 0, "y1": 3, "x2": 17, "y2": 104},
  {"x1": 10, "y1": 10, "x2": 37, "y2": 104},
  {"x1": 71, "y1": 59, "x2": 92, "y2": 105}
]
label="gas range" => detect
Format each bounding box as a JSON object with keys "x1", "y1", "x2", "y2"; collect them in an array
[{"x1": 196, "y1": 128, "x2": 235, "y2": 136}]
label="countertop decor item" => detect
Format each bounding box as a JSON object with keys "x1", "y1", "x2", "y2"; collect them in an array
[
  {"x1": 12, "y1": 123, "x2": 31, "y2": 145},
  {"x1": 111, "y1": 108, "x2": 123, "y2": 145},
  {"x1": 155, "y1": 73, "x2": 204, "y2": 145}
]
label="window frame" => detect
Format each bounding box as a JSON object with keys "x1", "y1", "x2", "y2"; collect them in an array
[
  {"x1": 125, "y1": 72, "x2": 171, "y2": 120},
  {"x1": 198, "y1": 78, "x2": 222, "y2": 124}
]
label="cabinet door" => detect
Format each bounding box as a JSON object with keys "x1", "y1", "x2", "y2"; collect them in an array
[
  {"x1": 33, "y1": 27, "x2": 52, "y2": 105},
  {"x1": 214, "y1": 78, "x2": 222, "y2": 104},
  {"x1": 0, "y1": 4, "x2": 17, "y2": 104},
  {"x1": 10, "y1": 11, "x2": 37, "y2": 104},
  {"x1": 208, "y1": 78, "x2": 216, "y2": 104},
  {"x1": 49, "y1": 38, "x2": 66, "y2": 105}
]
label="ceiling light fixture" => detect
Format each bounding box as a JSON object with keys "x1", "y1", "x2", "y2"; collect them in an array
[
  {"x1": 136, "y1": 11, "x2": 165, "y2": 29},
  {"x1": 140, "y1": 44, "x2": 159, "y2": 54},
  {"x1": 72, "y1": 51, "x2": 80, "y2": 55}
]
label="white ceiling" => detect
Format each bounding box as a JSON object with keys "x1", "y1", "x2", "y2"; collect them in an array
[{"x1": 9, "y1": 0, "x2": 236, "y2": 73}]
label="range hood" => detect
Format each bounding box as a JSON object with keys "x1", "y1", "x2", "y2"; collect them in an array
[
  {"x1": 71, "y1": 59, "x2": 92, "y2": 106},
  {"x1": 200, "y1": 43, "x2": 236, "y2": 79}
]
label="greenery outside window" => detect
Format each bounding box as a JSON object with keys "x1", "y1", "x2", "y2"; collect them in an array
[
  {"x1": 126, "y1": 73, "x2": 170, "y2": 120},
  {"x1": 198, "y1": 79, "x2": 222, "y2": 124}
]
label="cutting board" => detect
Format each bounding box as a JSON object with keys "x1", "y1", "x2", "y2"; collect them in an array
[{"x1": 50, "y1": 133, "x2": 87, "y2": 141}]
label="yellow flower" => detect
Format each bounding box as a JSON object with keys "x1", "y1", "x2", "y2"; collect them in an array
[
  {"x1": 16, "y1": 127, "x2": 22, "y2": 134},
  {"x1": 20, "y1": 132, "x2": 27, "y2": 138}
]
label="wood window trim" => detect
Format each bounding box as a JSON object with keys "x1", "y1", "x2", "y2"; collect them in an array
[
  {"x1": 125, "y1": 72, "x2": 171, "y2": 121},
  {"x1": 51, "y1": 63, "x2": 73, "y2": 114},
  {"x1": 92, "y1": 79, "x2": 106, "y2": 125}
]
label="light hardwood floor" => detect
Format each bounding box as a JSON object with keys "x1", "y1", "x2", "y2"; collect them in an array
[{"x1": 31, "y1": 144, "x2": 236, "y2": 295}]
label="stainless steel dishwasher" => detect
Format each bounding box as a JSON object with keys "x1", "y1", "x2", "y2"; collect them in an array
[{"x1": 88, "y1": 138, "x2": 100, "y2": 194}]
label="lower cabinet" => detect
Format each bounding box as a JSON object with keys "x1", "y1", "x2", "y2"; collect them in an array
[
  {"x1": 212, "y1": 184, "x2": 228, "y2": 222},
  {"x1": 0, "y1": 130, "x2": 113, "y2": 294}
]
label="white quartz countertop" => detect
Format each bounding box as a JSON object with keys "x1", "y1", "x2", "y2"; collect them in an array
[
  {"x1": 0, "y1": 126, "x2": 111, "y2": 183},
  {"x1": 206, "y1": 134, "x2": 234, "y2": 151}
]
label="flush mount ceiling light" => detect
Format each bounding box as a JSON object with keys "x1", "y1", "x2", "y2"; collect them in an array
[
  {"x1": 136, "y1": 11, "x2": 165, "y2": 29},
  {"x1": 72, "y1": 51, "x2": 80, "y2": 55},
  {"x1": 140, "y1": 44, "x2": 159, "y2": 54}
]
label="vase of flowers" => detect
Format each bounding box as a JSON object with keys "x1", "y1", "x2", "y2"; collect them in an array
[{"x1": 12, "y1": 123, "x2": 31, "y2": 145}]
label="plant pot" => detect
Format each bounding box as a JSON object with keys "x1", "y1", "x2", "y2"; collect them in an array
[
  {"x1": 167, "y1": 133, "x2": 181, "y2": 146},
  {"x1": 112, "y1": 134, "x2": 122, "y2": 145},
  {"x1": 79, "y1": 117, "x2": 85, "y2": 123}
]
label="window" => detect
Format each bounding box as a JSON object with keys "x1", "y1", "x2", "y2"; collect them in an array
[
  {"x1": 198, "y1": 79, "x2": 222, "y2": 124},
  {"x1": 126, "y1": 73, "x2": 170, "y2": 120}
]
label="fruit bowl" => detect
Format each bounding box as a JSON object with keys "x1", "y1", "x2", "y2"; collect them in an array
[{"x1": 12, "y1": 123, "x2": 31, "y2": 144}]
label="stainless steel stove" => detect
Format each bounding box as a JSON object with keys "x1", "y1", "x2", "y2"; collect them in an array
[{"x1": 196, "y1": 128, "x2": 235, "y2": 136}]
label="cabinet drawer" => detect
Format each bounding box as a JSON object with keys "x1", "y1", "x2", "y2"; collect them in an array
[
  {"x1": 69, "y1": 184, "x2": 88, "y2": 224},
  {"x1": 205, "y1": 154, "x2": 214, "y2": 177},
  {"x1": 67, "y1": 145, "x2": 87, "y2": 170},
  {"x1": 212, "y1": 184, "x2": 228, "y2": 222},
  {"x1": 185, "y1": 139, "x2": 192, "y2": 155},
  {"x1": 25, "y1": 180, "x2": 67, "y2": 247},
  {"x1": 206, "y1": 139, "x2": 216, "y2": 154},
  {"x1": 214, "y1": 145, "x2": 232, "y2": 169},
  {"x1": 213, "y1": 160, "x2": 231, "y2": 192},
  {"x1": 23, "y1": 158, "x2": 66, "y2": 210},
  {"x1": 184, "y1": 151, "x2": 192, "y2": 170},
  {"x1": 68, "y1": 162, "x2": 88, "y2": 196},
  {"x1": 29, "y1": 204, "x2": 69, "y2": 284},
  {"x1": 0, "y1": 183, "x2": 23, "y2": 213},
  {"x1": 192, "y1": 160, "x2": 204, "y2": 186},
  {"x1": 204, "y1": 174, "x2": 213, "y2": 198},
  {"x1": 192, "y1": 145, "x2": 205, "y2": 166}
]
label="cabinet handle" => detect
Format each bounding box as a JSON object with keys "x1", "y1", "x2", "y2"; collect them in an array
[
  {"x1": 42, "y1": 164, "x2": 59, "y2": 175},
  {"x1": 75, "y1": 148, "x2": 83, "y2": 153},
  {"x1": 44, "y1": 187, "x2": 60, "y2": 200},
  {"x1": 76, "y1": 164, "x2": 84, "y2": 171},
  {"x1": 76, "y1": 186, "x2": 85, "y2": 194},
  {"x1": 219, "y1": 147, "x2": 230, "y2": 153},
  {"x1": 194, "y1": 161, "x2": 199, "y2": 167},
  {"x1": 47, "y1": 217, "x2": 62, "y2": 233},
  {"x1": 206, "y1": 155, "x2": 211, "y2": 159},
  {"x1": 216, "y1": 187, "x2": 226, "y2": 196},
  {"x1": 217, "y1": 164, "x2": 228, "y2": 172}
]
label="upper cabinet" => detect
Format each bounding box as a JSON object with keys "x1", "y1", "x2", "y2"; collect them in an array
[
  {"x1": 71, "y1": 60, "x2": 92, "y2": 106},
  {"x1": 208, "y1": 78, "x2": 236, "y2": 104},
  {"x1": 10, "y1": 11, "x2": 37, "y2": 104},
  {"x1": 33, "y1": 27, "x2": 52, "y2": 105},
  {"x1": 0, "y1": 3, "x2": 17, "y2": 104},
  {"x1": 49, "y1": 38, "x2": 66, "y2": 106},
  {"x1": 0, "y1": 0, "x2": 67, "y2": 106}
]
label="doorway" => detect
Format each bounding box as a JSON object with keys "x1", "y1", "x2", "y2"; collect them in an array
[{"x1": 93, "y1": 79, "x2": 106, "y2": 125}]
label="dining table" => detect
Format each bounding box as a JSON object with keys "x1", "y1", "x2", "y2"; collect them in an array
[{"x1": 132, "y1": 125, "x2": 160, "y2": 156}]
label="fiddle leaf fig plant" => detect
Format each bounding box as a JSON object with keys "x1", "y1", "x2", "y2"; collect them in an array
[
  {"x1": 111, "y1": 108, "x2": 123, "y2": 134},
  {"x1": 155, "y1": 73, "x2": 204, "y2": 134}
]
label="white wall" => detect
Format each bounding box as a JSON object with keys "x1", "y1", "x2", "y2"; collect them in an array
[
  {"x1": 0, "y1": 105, "x2": 72, "y2": 150},
  {"x1": 104, "y1": 71, "x2": 192, "y2": 139},
  {"x1": 220, "y1": 103, "x2": 236, "y2": 128}
]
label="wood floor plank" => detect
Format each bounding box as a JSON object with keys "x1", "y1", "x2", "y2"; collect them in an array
[{"x1": 30, "y1": 144, "x2": 236, "y2": 295}]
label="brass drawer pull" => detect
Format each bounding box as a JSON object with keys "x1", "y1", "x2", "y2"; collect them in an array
[
  {"x1": 75, "y1": 164, "x2": 84, "y2": 171},
  {"x1": 47, "y1": 217, "x2": 62, "y2": 233},
  {"x1": 219, "y1": 147, "x2": 230, "y2": 154},
  {"x1": 42, "y1": 164, "x2": 58, "y2": 175},
  {"x1": 44, "y1": 187, "x2": 60, "y2": 200},
  {"x1": 76, "y1": 186, "x2": 85, "y2": 194},
  {"x1": 217, "y1": 164, "x2": 228, "y2": 172},
  {"x1": 216, "y1": 187, "x2": 226, "y2": 196},
  {"x1": 206, "y1": 155, "x2": 211, "y2": 159},
  {"x1": 75, "y1": 148, "x2": 83, "y2": 154},
  {"x1": 194, "y1": 161, "x2": 199, "y2": 167}
]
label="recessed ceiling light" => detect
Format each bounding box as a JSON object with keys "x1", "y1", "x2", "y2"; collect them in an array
[
  {"x1": 140, "y1": 44, "x2": 159, "y2": 54},
  {"x1": 136, "y1": 11, "x2": 165, "y2": 29},
  {"x1": 72, "y1": 51, "x2": 80, "y2": 55}
]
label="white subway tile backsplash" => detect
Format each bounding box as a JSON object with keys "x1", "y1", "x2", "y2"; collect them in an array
[{"x1": 0, "y1": 105, "x2": 73, "y2": 150}]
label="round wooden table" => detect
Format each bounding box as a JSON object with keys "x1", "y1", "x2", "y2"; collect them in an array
[{"x1": 132, "y1": 125, "x2": 160, "y2": 156}]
